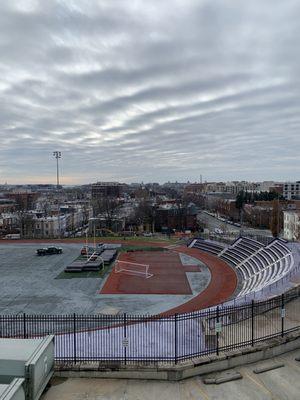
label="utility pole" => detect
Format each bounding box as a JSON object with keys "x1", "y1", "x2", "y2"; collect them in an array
[{"x1": 53, "y1": 151, "x2": 61, "y2": 188}]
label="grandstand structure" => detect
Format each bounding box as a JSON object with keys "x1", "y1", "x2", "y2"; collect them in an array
[{"x1": 189, "y1": 236, "x2": 294, "y2": 298}]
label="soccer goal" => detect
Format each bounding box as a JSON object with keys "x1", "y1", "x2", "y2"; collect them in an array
[{"x1": 114, "y1": 260, "x2": 153, "y2": 279}]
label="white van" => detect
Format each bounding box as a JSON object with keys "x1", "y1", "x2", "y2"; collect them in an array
[{"x1": 4, "y1": 234, "x2": 20, "y2": 240}]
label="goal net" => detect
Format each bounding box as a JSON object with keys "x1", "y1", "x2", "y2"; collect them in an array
[{"x1": 114, "y1": 260, "x2": 153, "y2": 279}]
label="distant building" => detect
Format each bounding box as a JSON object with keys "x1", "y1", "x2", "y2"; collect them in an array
[
  {"x1": 0, "y1": 198, "x2": 16, "y2": 213},
  {"x1": 216, "y1": 198, "x2": 240, "y2": 222},
  {"x1": 257, "y1": 181, "x2": 274, "y2": 192},
  {"x1": 154, "y1": 203, "x2": 197, "y2": 232},
  {"x1": 283, "y1": 182, "x2": 300, "y2": 200},
  {"x1": 283, "y1": 210, "x2": 300, "y2": 241},
  {"x1": 88, "y1": 215, "x2": 125, "y2": 234},
  {"x1": 243, "y1": 203, "x2": 273, "y2": 229},
  {"x1": 0, "y1": 213, "x2": 18, "y2": 234},
  {"x1": 184, "y1": 183, "x2": 206, "y2": 195},
  {"x1": 33, "y1": 215, "x2": 67, "y2": 238},
  {"x1": 203, "y1": 181, "x2": 259, "y2": 195},
  {"x1": 91, "y1": 182, "x2": 123, "y2": 200},
  {"x1": 162, "y1": 182, "x2": 187, "y2": 192},
  {"x1": 60, "y1": 203, "x2": 92, "y2": 231},
  {"x1": 269, "y1": 184, "x2": 283, "y2": 195},
  {"x1": 6, "y1": 191, "x2": 39, "y2": 210}
]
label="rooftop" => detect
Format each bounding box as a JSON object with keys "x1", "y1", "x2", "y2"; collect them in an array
[{"x1": 42, "y1": 348, "x2": 300, "y2": 400}]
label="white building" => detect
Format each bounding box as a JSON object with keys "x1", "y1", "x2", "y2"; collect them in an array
[
  {"x1": 283, "y1": 182, "x2": 300, "y2": 200},
  {"x1": 258, "y1": 181, "x2": 276, "y2": 192},
  {"x1": 205, "y1": 181, "x2": 260, "y2": 195},
  {"x1": 34, "y1": 215, "x2": 67, "y2": 238},
  {"x1": 283, "y1": 210, "x2": 300, "y2": 241},
  {"x1": 0, "y1": 213, "x2": 18, "y2": 231},
  {"x1": 60, "y1": 204, "x2": 93, "y2": 232}
]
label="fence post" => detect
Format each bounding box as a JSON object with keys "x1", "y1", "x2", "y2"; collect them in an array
[
  {"x1": 281, "y1": 293, "x2": 285, "y2": 338},
  {"x1": 216, "y1": 306, "x2": 219, "y2": 356},
  {"x1": 23, "y1": 313, "x2": 27, "y2": 339},
  {"x1": 123, "y1": 313, "x2": 127, "y2": 365},
  {"x1": 73, "y1": 313, "x2": 77, "y2": 364},
  {"x1": 251, "y1": 300, "x2": 254, "y2": 346},
  {"x1": 174, "y1": 313, "x2": 178, "y2": 364}
]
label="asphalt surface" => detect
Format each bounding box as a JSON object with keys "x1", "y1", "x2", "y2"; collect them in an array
[
  {"x1": 0, "y1": 243, "x2": 211, "y2": 315},
  {"x1": 198, "y1": 211, "x2": 272, "y2": 237}
]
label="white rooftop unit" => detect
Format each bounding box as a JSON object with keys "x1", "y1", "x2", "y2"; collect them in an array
[
  {"x1": 0, "y1": 336, "x2": 54, "y2": 400},
  {"x1": 0, "y1": 378, "x2": 25, "y2": 400}
]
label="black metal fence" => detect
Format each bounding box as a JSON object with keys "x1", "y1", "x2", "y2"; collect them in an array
[{"x1": 0, "y1": 287, "x2": 299, "y2": 364}]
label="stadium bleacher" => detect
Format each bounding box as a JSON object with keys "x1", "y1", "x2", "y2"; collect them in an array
[
  {"x1": 189, "y1": 237, "x2": 294, "y2": 297},
  {"x1": 188, "y1": 238, "x2": 224, "y2": 255}
]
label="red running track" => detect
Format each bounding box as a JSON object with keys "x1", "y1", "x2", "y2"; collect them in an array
[
  {"x1": 100, "y1": 251, "x2": 193, "y2": 295},
  {"x1": 101, "y1": 245, "x2": 237, "y2": 314},
  {"x1": 161, "y1": 246, "x2": 237, "y2": 315}
]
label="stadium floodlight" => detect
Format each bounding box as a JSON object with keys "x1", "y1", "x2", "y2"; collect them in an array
[{"x1": 53, "y1": 151, "x2": 62, "y2": 189}]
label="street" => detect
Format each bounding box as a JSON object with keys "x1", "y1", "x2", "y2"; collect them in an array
[{"x1": 197, "y1": 211, "x2": 272, "y2": 237}]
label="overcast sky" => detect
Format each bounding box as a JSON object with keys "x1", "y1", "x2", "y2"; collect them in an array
[{"x1": 0, "y1": 0, "x2": 299, "y2": 185}]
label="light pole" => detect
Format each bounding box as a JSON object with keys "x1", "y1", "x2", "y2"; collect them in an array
[
  {"x1": 53, "y1": 151, "x2": 62, "y2": 237},
  {"x1": 53, "y1": 151, "x2": 61, "y2": 189}
]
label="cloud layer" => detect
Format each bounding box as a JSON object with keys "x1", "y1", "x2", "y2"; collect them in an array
[{"x1": 0, "y1": 0, "x2": 299, "y2": 184}]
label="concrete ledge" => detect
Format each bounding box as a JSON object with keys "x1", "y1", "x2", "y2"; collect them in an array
[
  {"x1": 54, "y1": 329, "x2": 300, "y2": 381},
  {"x1": 253, "y1": 362, "x2": 284, "y2": 374}
]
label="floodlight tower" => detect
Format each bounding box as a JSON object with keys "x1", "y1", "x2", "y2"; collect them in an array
[
  {"x1": 53, "y1": 151, "x2": 61, "y2": 189},
  {"x1": 53, "y1": 151, "x2": 62, "y2": 238}
]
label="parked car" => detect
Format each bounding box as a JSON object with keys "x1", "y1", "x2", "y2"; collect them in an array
[
  {"x1": 36, "y1": 246, "x2": 63, "y2": 256},
  {"x1": 3, "y1": 234, "x2": 20, "y2": 240},
  {"x1": 80, "y1": 246, "x2": 96, "y2": 255},
  {"x1": 214, "y1": 228, "x2": 224, "y2": 235}
]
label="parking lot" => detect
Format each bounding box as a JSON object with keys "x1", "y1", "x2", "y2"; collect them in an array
[
  {"x1": 0, "y1": 243, "x2": 101, "y2": 314},
  {"x1": 0, "y1": 243, "x2": 206, "y2": 315}
]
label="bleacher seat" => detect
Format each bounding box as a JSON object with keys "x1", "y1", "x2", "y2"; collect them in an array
[
  {"x1": 189, "y1": 238, "x2": 224, "y2": 255},
  {"x1": 189, "y1": 236, "x2": 294, "y2": 298}
]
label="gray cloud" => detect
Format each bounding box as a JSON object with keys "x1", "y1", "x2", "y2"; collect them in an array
[{"x1": 0, "y1": 0, "x2": 299, "y2": 184}]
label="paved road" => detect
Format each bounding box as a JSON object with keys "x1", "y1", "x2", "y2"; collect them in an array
[
  {"x1": 43, "y1": 348, "x2": 300, "y2": 400},
  {"x1": 198, "y1": 211, "x2": 272, "y2": 237}
]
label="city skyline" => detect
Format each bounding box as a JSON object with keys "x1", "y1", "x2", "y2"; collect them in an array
[{"x1": 0, "y1": 1, "x2": 300, "y2": 184}]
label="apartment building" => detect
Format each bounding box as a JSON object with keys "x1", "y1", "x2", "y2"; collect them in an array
[
  {"x1": 283, "y1": 182, "x2": 300, "y2": 200},
  {"x1": 91, "y1": 182, "x2": 124, "y2": 200}
]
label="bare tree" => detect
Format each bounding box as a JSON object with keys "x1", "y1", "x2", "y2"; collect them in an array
[
  {"x1": 92, "y1": 197, "x2": 120, "y2": 231},
  {"x1": 134, "y1": 200, "x2": 155, "y2": 232},
  {"x1": 270, "y1": 199, "x2": 282, "y2": 237},
  {"x1": 17, "y1": 211, "x2": 35, "y2": 238}
]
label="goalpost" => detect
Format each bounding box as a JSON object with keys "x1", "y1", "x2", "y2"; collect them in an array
[{"x1": 114, "y1": 260, "x2": 153, "y2": 279}]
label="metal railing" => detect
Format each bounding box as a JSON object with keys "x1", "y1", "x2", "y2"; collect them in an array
[{"x1": 0, "y1": 287, "x2": 300, "y2": 365}]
